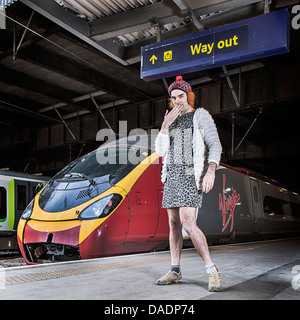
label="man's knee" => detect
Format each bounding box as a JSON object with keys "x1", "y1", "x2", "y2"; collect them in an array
[
  {"x1": 181, "y1": 221, "x2": 195, "y2": 236},
  {"x1": 167, "y1": 210, "x2": 182, "y2": 231},
  {"x1": 180, "y1": 209, "x2": 197, "y2": 236},
  {"x1": 169, "y1": 216, "x2": 182, "y2": 230}
]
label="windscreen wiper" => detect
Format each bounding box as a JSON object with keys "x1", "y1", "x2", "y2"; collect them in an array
[
  {"x1": 64, "y1": 172, "x2": 95, "y2": 186},
  {"x1": 109, "y1": 171, "x2": 118, "y2": 182},
  {"x1": 48, "y1": 158, "x2": 83, "y2": 187}
]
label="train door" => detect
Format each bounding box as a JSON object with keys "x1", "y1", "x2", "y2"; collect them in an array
[
  {"x1": 0, "y1": 185, "x2": 7, "y2": 224},
  {"x1": 29, "y1": 181, "x2": 39, "y2": 200},
  {"x1": 14, "y1": 180, "x2": 30, "y2": 230},
  {"x1": 125, "y1": 189, "x2": 159, "y2": 243},
  {"x1": 250, "y1": 179, "x2": 263, "y2": 233},
  {"x1": 151, "y1": 190, "x2": 169, "y2": 241},
  {"x1": 0, "y1": 179, "x2": 19, "y2": 250}
]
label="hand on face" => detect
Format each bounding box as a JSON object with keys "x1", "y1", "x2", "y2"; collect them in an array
[{"x1": 162, "y1": 105, "x2": 182, "y2": 129}]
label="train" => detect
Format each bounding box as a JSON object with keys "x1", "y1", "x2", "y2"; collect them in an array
[
  {"x1": 17, "y1": 134, "x2": 300, "y2": 264},
  {"x1": 0, "y1": 170, "x2": 48, "y2": 251}
]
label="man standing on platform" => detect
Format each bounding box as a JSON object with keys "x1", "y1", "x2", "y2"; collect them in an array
[{"x1": 155, "y1": 75, "x2": 222, "y2": 292}]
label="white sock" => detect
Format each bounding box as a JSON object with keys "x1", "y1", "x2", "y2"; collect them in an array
[{"x1": 205, "y1": 263, "x2": 218, "y2": 276}]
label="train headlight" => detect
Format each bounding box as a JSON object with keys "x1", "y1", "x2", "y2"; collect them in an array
[
  {"x1": 21, "y1": 199, "x2": 34, "y2": 220},
  {"x1": 78, "y1": 194, "x2": 123, "y2": 220}
]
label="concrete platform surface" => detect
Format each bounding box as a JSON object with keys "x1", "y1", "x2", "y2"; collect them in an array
[{"x1": 0, "y1": 238, "x2": 300, "y2": 300}]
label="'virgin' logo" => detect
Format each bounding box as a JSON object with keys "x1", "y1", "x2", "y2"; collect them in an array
[{"x1": 219, "y1": 174, "x2": 241, "y2": 232}]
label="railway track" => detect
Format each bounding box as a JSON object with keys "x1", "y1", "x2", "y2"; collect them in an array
[{"x1": 0, "y1": 252, "x2": 26, "y2": 268}]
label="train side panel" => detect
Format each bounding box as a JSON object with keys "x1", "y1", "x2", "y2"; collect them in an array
[
  {"x1": 259, "y1": 182, "x2": 300, "y2": 236},
  {"x1": 79, "y1": 196, "x2": 130, "y2": 259},
  {"x1": 0, "y1": 178, "x2": 10, "y2": 232},
  {"x1": 0, "y1": 177, "x2": 17, "y2": 250},
  {"x1": 80, "y1": 158, "x2": 169, "y2": 258},
  {"x1": 197, "y1": 167, "x2": 256, "y2": 242},
  {"x1": 0, "y1": 176, "x2": 45, "y2": 231},
  {"x1": 0, "y1": 173, "x2": 47, "y2": 250},
  {"x1": 120, "y1": 157, "x2": 169, "y2": 254}
]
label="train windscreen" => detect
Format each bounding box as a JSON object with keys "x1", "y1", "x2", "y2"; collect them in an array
[{"x1": 65, "y1": 146, "x2": 149, "y2": 178}]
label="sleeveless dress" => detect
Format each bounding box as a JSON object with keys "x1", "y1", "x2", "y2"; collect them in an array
[{"x1": 161, "y1": 111, "x2": 203, "y2": 209}]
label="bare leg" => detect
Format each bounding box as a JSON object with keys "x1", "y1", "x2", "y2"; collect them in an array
[
  {"x1": 155, "y1": 206, "x2": 218, "y2": 287},
  {"x1": 167, "y1": 208, "x2": 182, "y2": 266},
  {"x1": 179, "y1": 207, "x2": 213, "y2": 266}
]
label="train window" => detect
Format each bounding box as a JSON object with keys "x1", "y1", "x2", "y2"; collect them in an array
[
  {"x1": 264, "y1": 196, "x2": 300, "y2": 217},
  {"x1": 0, "y1": 187, "x2": 7, "y2": 220},
  {"x1": 17, "y1": 185, "x2": 27, "y2": 211},
  {"x1": 253, "y1": 186, "x2": 259, "y2": 203},
  {"x1": 292, "y1": 203, "x2": 300, "y2": 217},
  {"x1": 282, "y1": 202, "x2": 292, "y2": 216},
  {"x1": 264, "y1": 196, "x2": 283, "y2": 215},
  {"x1": 66, "y1": 146, "x2": 148, "y2": 178},
  {"x1": 66, "y1": 148, "x2": 127, "y2": 178}
]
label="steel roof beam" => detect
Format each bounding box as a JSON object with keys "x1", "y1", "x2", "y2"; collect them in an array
[
  {"x1": 89, "y1": 1, "x2": 182, "y2": 41},
  {"x1": 0, "y1": 65, "x2": 98, "y2": 116},
  {"x1": 18, "y1": 44, "x2": 148, "y2": 102},
  {"x1": 20, "y1": 0, "x2": 89, "y2": 35},
  {"x1": 19, "y1": 0, "x2": 129, "y2": 65},
  {"x1": 172, "y1": 0, "x2": 205, "y2": 30},
  {"x1": 89, "y1": 0, "x2": 263, "y2": 40},
  {"x1": 0, "y1": 64, "x2": 79, "y2": 102}
]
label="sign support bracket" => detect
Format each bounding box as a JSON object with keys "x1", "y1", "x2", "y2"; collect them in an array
[
  {"x1": 222, "y1": 66, "x2": 241, "y2": 108},
  {"x1": 234, "y1": 108, "x2": 263, "y2": 152}
]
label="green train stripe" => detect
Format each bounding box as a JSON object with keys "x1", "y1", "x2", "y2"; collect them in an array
[{"x1": 8, "y1": 179, "x2": 15, "y2": 230}]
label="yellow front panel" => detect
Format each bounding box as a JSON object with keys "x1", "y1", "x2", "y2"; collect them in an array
[
  {"x1": 17, "y1": 219, "x2": 27, "y2": 242},
  {"x1": 27, "y1": 220, "x2": 81, "y2": 233}
]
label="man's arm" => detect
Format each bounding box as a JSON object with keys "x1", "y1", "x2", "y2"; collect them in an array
[
  {"x1": 155, "y1": 105, "x2": 182, "y2": 156},
  {"x1": 199, "y1": 109, "x2": 222, "y2": 193}
]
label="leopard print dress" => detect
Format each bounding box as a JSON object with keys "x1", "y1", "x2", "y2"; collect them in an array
[{"x1": 161, "y1": 111, "x2": 203, "y2": 209}]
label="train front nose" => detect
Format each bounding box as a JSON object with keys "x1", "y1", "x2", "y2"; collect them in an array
[
  {"x1": 16, "y1": 173, "x2": 115, "y2": 263},
  {"x1": 17, "y1": 191, "x2": 126, "y2": 264},
  {"x1": 18, "y1": 219, "x2": 81, "y2": 264}
]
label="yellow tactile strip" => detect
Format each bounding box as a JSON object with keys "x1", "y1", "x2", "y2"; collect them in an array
[
  {"x1": 1, "y1": 252, "x2": 198, "y2": 287},
  {"x1": 0, "y1": 240, "x2": 280, "y2": 287}
]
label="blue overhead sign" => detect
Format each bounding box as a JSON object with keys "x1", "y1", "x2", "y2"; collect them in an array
[{"x1": 140, "y1": 9, "x2": 290, "y2": 81}]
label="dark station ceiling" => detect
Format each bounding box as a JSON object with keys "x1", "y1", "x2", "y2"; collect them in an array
[{"x1": 0, "y1": 0, "x2": 300, "y2": 191}]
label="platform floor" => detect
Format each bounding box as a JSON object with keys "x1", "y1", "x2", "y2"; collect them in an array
[{"x1": 1, "y1": 238, "x2": 300, "y2": 300}]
